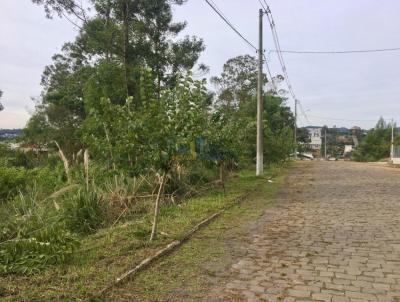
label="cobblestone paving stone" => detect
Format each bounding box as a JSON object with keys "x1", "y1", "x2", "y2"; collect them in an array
[{"x1": 207, "y1": 162, "x2": 400, "y2": 302}]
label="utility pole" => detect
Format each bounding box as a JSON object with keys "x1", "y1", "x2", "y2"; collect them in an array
[
  {"x1": 390, "y1": 118, "x2": 394, "y2": 162},
  {"x1": 324, "y1": 128, "x2": 327, "y2": 160},
  {"x1": 256, "y1": 8, "x2": 264, "y2": 176},
  {"x1": 294, "y1": 99, "x2": 298, "y2": 160}
]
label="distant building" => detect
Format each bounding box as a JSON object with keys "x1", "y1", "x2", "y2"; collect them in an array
[
  {"x1": 305, "y1": 127, "x2": 322, "y2": 150},
  {"x1": 344, "y1": 145, "x2": 353, "y2": 155}
]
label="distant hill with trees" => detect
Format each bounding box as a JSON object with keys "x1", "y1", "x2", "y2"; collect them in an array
[{"x1": 0, "y1": 129, "x2": 22, "y2": 139}]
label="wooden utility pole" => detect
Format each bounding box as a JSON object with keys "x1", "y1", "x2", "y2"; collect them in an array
[
  {"x1": 294, "y1": 99, "x2": 298, "y2": 160},
  {"x1": 256, "y1": 8, "x2": 264, "y2": 176}
]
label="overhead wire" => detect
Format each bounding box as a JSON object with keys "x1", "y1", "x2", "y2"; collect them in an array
[
  {"x1": 298, "y1": 101, "x2": 311, "y2": 124},
  {"x1": 263, "y1": 54, "x2": 278, "y2": 93},
  {"x1": 263, "y1": 1, "x2": 295, "y2": 99},
  {"x1": 260, "y1": 0, "x2": 398, "y2": 126},
  {"x1": 270, "y1": 47, "x2": 400, "y2": 54},
  {"x1": 260, "y1": 0, "x2": 311, "y2": 124},
  {"x1": 204, "y1": 0, "x2": 279, "y2": 95},
  {"x1": 204, "y1": 0, "x2": 312, "y2": 125},
  {"x1": 204, "y1": 0, "x2": 257, "y2": 52},
  {"x1": 259, "y1": 0, "x2": 400, "y2": 57},
  {"x1": 306, "y1": 114, "x2": 380, "y2": 123}
]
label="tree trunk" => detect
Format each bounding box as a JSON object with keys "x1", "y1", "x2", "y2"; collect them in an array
[
  {"x1": 150, "y1": 172, "x2": 167, "y2": 241},
  {"x1": 122, "y1": 0, "x2": 130, "y2": 97},
  {"x1": 105, "y1": 0, "x2": 112, "y2": 62}
]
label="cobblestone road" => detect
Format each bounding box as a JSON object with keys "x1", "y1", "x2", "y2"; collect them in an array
[{"x1": 208, "y1": 162, "x2": 400, "y2": 302}]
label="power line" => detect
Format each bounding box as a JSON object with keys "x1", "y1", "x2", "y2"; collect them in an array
[
  {"x1": 297, "y1": 101, "x2": 310, "y2": 124},
  {"x1": 306, "y1": 114, "x2": 380, "y2": 123},
  {"x1": 270, "y1": 47, "x2": 400, "y2": 54},
  {"x1": 263, "y1": 54, "x2": 278, "y2": 93},
  {"x1": 257, "y1": 0, "x2": 267, "y2": 11},
  {"x1": 259, "y1": 1, "x2": 310, "y2": 125},
  {"x1": 204, "y1": 0, "x2": 279, "y2": 96},
  {"x1": 261, "y1": 1, "x2": 296, "y2": 100},
  {"x1": 258, "y1": 0, "x2": 400, "y2": 55},
  {"x1": 204, "y1": 0, "x2": 257, "y2": 52}
]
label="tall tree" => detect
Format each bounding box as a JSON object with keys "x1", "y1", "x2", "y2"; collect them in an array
[
  {"x1": 27, "y1": 0, "x2": 205, "y2": 156},
  {"x1": 211, "y1": 55, "x2": 260, "y2": 109},
  {"x1": 31, "y1": 0, "x2": 88, "y2": 22},
  {"x1": 0, "y1": 90, "x2": 3, "y2": 111},
  {"x1": 353, "y1": 118, "x2": 392, "y2": 162},
  {"x1": 211, "y1": 55, "x2": 295, "y2": 164}
]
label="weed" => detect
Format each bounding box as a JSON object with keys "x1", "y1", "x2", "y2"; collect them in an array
[{"x1": 64, "y1": 189, "x2": 107, "y2": 235}]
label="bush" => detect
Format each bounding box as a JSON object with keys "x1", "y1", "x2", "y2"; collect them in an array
[
  {"x1": 0, "y1": 166, "x2": 27, "y2": 201},
  {"x1": 0, "y1": 191, "x2": 79, "y2": 275},
  {"x1": 27, "y1": 165, "x2": 65, "y2": 195},
  {"x1": 63, "y1": 190, "x2": 107, "y2": 234},
  {"x1": 0, "y1": 226, "x2": 79, "y2": 275}
]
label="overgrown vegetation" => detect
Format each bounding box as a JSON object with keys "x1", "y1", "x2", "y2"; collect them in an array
[
  {"x1": 0, "y1": 166, "x2": 288, "y2": 301},
  {"x1": 353, "y1": 117, "x2": 399, "y2": 162},
  {"x1": 0, "y1": 0, "x2": 296, "y2": 293}
]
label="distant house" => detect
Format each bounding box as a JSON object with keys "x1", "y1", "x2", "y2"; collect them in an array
[
  {"x1": 9, "y1": 142, "x2": 49, "y2": 153},
  {"x1": 344, "y1": 145, "x2": 353, "y2": 155},
  {"x1": 305, "y1": 127, "x2": 322, "y2": 150}
]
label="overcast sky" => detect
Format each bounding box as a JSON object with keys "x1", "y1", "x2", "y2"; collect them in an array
[{"x1": 1, "y1": 0, "x2": 400, "y2": 129}]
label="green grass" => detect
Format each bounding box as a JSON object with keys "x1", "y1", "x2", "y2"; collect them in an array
[
  {"x1": 104, "y1": 165, "x2": 289, "y2": 301},
  {"x1": 0, "y1": 165, "x2": 290, "y2": 301}
]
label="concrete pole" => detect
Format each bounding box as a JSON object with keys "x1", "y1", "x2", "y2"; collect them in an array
[
  {"x1": 324, "y1": 128, "x2": 327, "y2": 160},
  {"x1": 294, "y1": 99, "x2": 298, "y2": 160},
  {"x1": 256, "y1": 9, "x2": 264, "y2": 176},
  {"x1": 391, "y1": 119, "x2": 394, "y2": 162}
]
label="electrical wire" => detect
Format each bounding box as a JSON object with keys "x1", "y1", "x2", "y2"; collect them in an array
[
  {"x1": 306, "y1": 114, "x2": 380, "y2": 123},
  {"x1": 258, "y1": 0, "x2": 400, "y2": 55},
  {"x1": 259, "y1": 0, "x2": 397, "y2": 127},
  {"x1": 270, "y1": 47, "x2": 400, "y2": 54},
  {"x1": 260, "y1": 0, "x2": 298, "y2": 103},
  {"x1": 298, "y1": 101, "x2": 310, "y2": 124},
  {"x1": 263, "y1": 54, "x2": 278, "y2": 93},
  {"x1": 204, "y1": 0, "x2": 279, "y2": 96},
  {"x1": 204, "y1": 0, "x2": 257, "y2": 52},
  {"x1": 260, "y1": 0, "x2": 311, "y2": 124}
]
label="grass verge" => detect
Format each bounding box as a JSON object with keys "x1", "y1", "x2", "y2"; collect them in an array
[{"x1": 0, "y1": 164, "x2": 290, "y2": 301}]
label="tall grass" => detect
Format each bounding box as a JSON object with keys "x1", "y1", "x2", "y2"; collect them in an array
[
  {"x1": 0, "y1": 187, "x2": 79, "y2": 275},
  {"x1": 63, "y1": 189, "x2": 106, "y2": 234},
  {"x1": 0, "y1": 160, "x2": 222, "y2": 275}
]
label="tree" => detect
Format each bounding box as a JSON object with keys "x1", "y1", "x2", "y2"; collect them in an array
[
  {"x1": 31, "y1": 0, "x2": 88, "y2": 22},
  {"x1": 211, "y1": 55, "x2": 295, "y2": 165},
  {"x1": 205, "y1": 109, "x2": 242, "y2": 184},
  {"x1": 353, "y1": 118, "x2": 392, "y2": 162},
  {"x1": 297, "y1": 128, "x2": 310, "y2": 146},
  {"x1": 211, "y1": 55, "x2": 262, "y2": 109},
  {"x1": 27, "y1": 0, "x2": 205, "y2": 157},
  {"x1": 0, "y1": 90, "x2": 3, "y2": 111},
  {"x1": 83, "y1": 71, "x2": 209, "y2": 240}
]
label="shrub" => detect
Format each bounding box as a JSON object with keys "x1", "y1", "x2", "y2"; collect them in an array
[
  {"x1": 0, "y1": 166, "x2": 27, "y2": 201},
  {"x1": 27, "y1": 165, "x2": 65, "y2": 195},
  {"x1": 0, "y1": 226, "x2": 79, "y2": 275},
  {"x1": 0, "y1": 191, "x2": 79, "y2": 275},
  {"x1": 63, "y1": 190, "x2": 107, "y2": 234}
]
